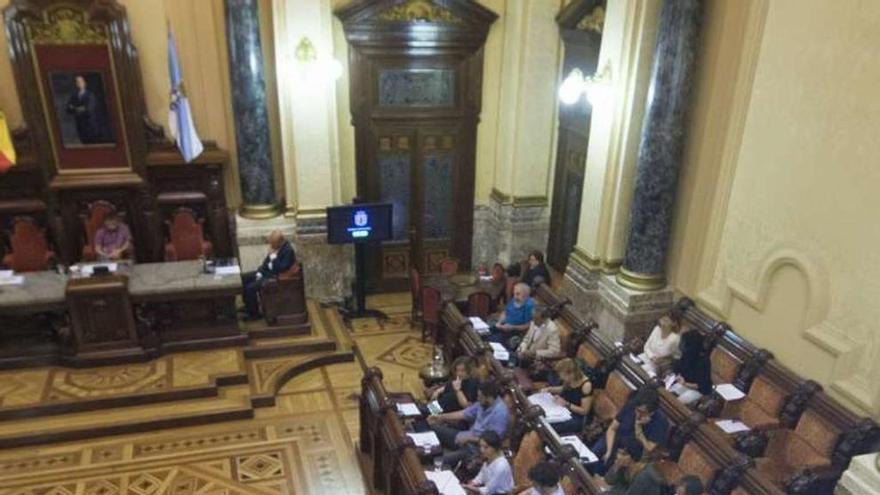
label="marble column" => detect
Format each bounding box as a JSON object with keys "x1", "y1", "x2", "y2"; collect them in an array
[
  {"x1": 224, "y1": 0, "x2": 278, "y2": 218},
  {"x1": 617, "y1": 0, "x2": 702, "y2": 291}
]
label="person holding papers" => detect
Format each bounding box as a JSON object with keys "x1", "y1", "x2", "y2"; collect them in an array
[
  {"x1": 488, "y1": 283, "x2": 534, "y2": 348},
  {"x1": 525, "y1": 461, "x2": 565, "y2": 495},
  {"x1": 591, "y1": 389, "x2": 669, "y2": 475},
  {"x1": 428, "y1": 381, "x2": 510, "y2": 468},
  {"x1": 667, "y1": 330, "x2": 712, "y2": 405},
  {"x1": 516, "y1": 307, "x2": 561, "y2": 367},
  {"x1": 462, "y1": 431, "x2": 514, "y2": 495},
  {"x1": 425, "y1": 356, "x2": 480, "y2": 414},
  {"x1": 638, "y1": 313, "x2": 682, "y2": 375},
  {"x1": 94, "y1": 213, "x2": 132, "y2": 261},
  {"x1": 540, "y1": 358, "x2": 593, "y2": 434}
]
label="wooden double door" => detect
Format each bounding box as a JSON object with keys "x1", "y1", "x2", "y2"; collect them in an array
[{"x1": 364, "y1": 125, "x2": 467, "y2": 291}]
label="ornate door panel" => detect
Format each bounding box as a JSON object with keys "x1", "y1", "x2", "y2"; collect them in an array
[{"x1": 337, "y1": 1, "x2": 497, "y2": 292}]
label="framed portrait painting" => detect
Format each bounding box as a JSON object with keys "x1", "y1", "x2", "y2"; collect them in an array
[{"x1": 24, "y1": 7, "x2": 132, "y2": 174}]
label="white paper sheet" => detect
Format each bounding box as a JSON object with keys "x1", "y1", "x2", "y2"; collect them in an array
[
  {"x1": 0, "y1": 275, "x2": 24, "y2": 286},
  {"x1": 469, "y1": 317, "x2": 490, "y2": 335},
  {"x1": 663, "y1": 374, "x2": 678, "y2": 391},
  {"x1": 214, "y1": 265, "x2": 241, "y2": 275},
  {"x1": 396, "y1": 402, "x2": 421, "y2": 416},
  {"x1": 489, "y1": 342, "x2": 509, "y2": 361},
  {"x1": 424, "y1": 470, "x2": 467, "y2": 495},
  {"x1": 407, "y1": 431, "x2": 441, "y2": 449},
  {"x1": 559, "y1": 435, "x2": 599, "y2": 463},
  {"x1": 629, "y1": 353, "x2": 643, "y2": 364},
  {"x1": 714, "y1": 383, "x2": 746, "y2": 401},
  {"x1": 0, "y1": 270, "x2": 13, "y2": 278},
  {"x1": 715, "y1": 419, "x2": 751, "y2": 434},
  {"x1": 527, "y1": 392, "x2": 572, "y2": 423}
]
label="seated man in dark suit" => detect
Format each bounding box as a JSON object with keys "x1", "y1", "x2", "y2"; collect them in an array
[
  {"x1": 591, "y1": 388, "x2": 669, "y2": 476},
  {"x1": 240, "y1": 230, "x2": 296, "y2": 320}
]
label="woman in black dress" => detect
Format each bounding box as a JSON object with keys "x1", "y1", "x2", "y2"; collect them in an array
[{"x1": 542, "y1": 358, "x2": 593, "y2": 435}]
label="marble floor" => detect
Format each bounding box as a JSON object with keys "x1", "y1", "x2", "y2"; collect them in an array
[{"x1": 0, "y1": 293, "x2": 429, "y2": 495}]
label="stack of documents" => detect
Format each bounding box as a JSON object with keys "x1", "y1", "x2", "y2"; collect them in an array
[
  {"x1": 214, "y1": 264, "x2": 241, "y2": 275},
  {"x1": 489, "y1": 342, "x2": 509, "y2": 361},
  {"x1": 396, "y1": 402, "x2": 421, "y2": 417},
  {"x1": 527, "y1": 392, "x2": 572, "y2": 424},
  {"x1": 407, "y1": 431, "x2": 441, "y2": 449},
  {"x1": 424, "y1": 470, "x2": 466, "y2": 495},
  {"x1": 714, "y1": 384, "x2": 746, "y2": 401},
  {"x1": 76, "y1": 263, "x2": 118, "y2": 275},
  {"x1": 469, "y1": 317, "x2": 490, "y2": 336},
  {"x1": 559, "y1": 435, "x2": 599, "y2": 463},
  {"x1": 715, "y1": 419, "x2": 751, "y2": 434},
  {"x1": 0, "y1": 270, "x2": 23, "y2": 286}
]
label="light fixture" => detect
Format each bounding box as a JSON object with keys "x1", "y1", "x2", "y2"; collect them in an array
[
  {"x1": 294, "y1": 36, "x2": 343, "y2": 82},
  {"x1": 558, "y1": 61, "x2": 613, "y2": 106}
]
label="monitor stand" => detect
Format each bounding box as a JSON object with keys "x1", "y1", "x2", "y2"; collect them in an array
[{"x1": 337, "y1": 242, "x2": 387, "y2": 324}]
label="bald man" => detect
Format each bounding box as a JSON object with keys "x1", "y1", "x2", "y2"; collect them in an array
[{"x1": 241, "y1": 230, "x2": 296, "y2": 320}]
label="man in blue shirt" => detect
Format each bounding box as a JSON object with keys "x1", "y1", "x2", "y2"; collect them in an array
[
  {"x1": 591, "y1": 388, "x2": 669, "y2": 475},
  {"x1": 488, "y1": 282, "x2": 535, "y2": 349},
  {"x1": 428, "y1": 381, "x2": 509, "y2": 468}
]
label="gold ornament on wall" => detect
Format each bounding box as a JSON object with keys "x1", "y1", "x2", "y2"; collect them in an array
[
  {"x1": 379, "y1": 0, "x2": 462, "y2": 24},
  {"x1": 576, "y1": 6, "x2": 605, "y2": 33},
  {"x1": 26, "y1": 7, "x2": 108, "y2": 45}
]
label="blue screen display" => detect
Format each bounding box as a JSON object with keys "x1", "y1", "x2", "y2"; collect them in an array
[{"x1": 326, "y1": 203, "x2": 393, "y2": 244}]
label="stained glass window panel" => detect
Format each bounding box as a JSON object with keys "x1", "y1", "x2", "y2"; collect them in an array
[
  {"x1": 423, "y1": 152, "x2": 453, "y2": 239},
  {"x1": 378, "y1": 151, "x2": 411, "y2": 241},
  {"x1": 378, "y1": 69, "x2": 455, "y2": 107}
]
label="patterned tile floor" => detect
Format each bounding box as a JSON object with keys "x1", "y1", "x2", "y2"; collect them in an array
[{"x1": 0, "y1": 293, "x2": 429, "y2": 495}]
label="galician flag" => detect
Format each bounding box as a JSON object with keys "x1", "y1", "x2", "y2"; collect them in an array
[
  {"x1": 0, "y1": 111, "x2": 15, "y2": 173},
  {"x1": 167, "y1": 27, "x2": 203, "y2": 163}
]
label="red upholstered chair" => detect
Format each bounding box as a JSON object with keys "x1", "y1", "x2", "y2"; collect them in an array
[
  {"x1": 467, "y1": 291, "x2": 492, "y2": 319},
  {"x1": 420, "y1": 286, "x2": 442, "y2": 342},
  {"x1": 409, "y1": 267, "x2": 422, "y2": 324},
  {"x1": 2, "y1": 216, "x2": 54, "y2": 272},
  {"x1": 512, "y1": 431, "x2": 545, "y2": 494},
  {"x1": 259, "y1": 262, "x2": 308, "y2": 326},
  {"x1": 81, "y1": 200, "x2": 117, "y2": 261},
  {"x1": 754, "y1": 409, "x2": 839, "y2": 486},
  {"x1": 164, "y1": 208, "x2": 213, "y2": 261},
  {"x1": 439, "y1": 257, "x2": 458, "y2": 276}
]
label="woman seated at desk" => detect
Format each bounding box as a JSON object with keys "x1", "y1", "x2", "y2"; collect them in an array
[
  {"x1": 462, "y1": 431, "x2": 514, "y2": 495},
  {"x1": 638, "y1": 313, "x2": 682, "y2": 375},
  {"x1": 95, "y1": 213, "x2": 132, "y2": 261},
  {"x1": 540, "y1": 358, "x2": 593, "y2": 435},
  {"x1": 666, "y1": 330, "x2": 712, "y2": 405},
  {"x1": 425, "y1": 356, "x2": 480, "y2": 414}
]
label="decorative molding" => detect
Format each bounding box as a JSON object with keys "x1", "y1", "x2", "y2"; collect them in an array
[
  {"x1": 569, "y1": 246, "x2": 621, "y2": 274},
  {"x1": 576, "y1": 6, "x2": 605, "y2": 33},
  {"x1": 616, "y1": 266, "x2": 666, "y2": 292},
  {"x1": 239, "y1": 204, "x2": 281, "y2": 220},
  {"x1": 26, "y1": 7, "x2": 108, "y2": 44},
  {"x1": 378, "y1": 0, "x2": 462, "y2": 24},
  {"x1": 489, "y1": 188, "x2": 548, "y2": 208}
]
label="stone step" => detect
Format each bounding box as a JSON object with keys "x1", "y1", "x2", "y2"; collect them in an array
[{"x1": 0, "y1": 386, "x2": 254, "y2": 449}]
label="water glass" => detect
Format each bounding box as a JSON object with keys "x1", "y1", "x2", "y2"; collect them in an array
[{"x1": 433, "y1": 456, "x2": 443, "y2": 472}]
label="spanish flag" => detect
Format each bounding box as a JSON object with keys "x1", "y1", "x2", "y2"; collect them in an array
[{"x1": 0, "y1": 111, "x2": 15, "y2": 173}]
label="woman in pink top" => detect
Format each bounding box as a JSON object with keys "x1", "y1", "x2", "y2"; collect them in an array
[{"x1": 94, "y1": 213, "x2": 132, "y2": 261}]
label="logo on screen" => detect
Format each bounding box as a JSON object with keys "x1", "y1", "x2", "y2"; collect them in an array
[{"x1": 354, "y1": 210, "x2": 368, "y2": 227}]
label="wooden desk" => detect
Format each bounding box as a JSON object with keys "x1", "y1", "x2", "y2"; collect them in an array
[
  {"x1": 425, "y1": 273, "x2": 504, "y2": 305},
  {"x1": 0, "y1": 261, "x2": 244, "y2": 368}
]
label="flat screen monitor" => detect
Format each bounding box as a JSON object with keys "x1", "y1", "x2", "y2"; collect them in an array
[{"x1": 326, "y1": 203, "x2": 393, "y2": 244}]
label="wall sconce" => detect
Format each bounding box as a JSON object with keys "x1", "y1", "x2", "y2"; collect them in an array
[
  {"x1": 559, "y1": 61, "x2": 612, "y2": 107},
  {"x1": 294, "y1": 36, "x2": 343, "y2": 81}
]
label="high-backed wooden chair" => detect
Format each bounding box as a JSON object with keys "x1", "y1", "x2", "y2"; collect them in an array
[
  {"x1": 81, "y1": 200, "x2": 126, "y2": 261},
  {"x1": 439, "y1": 257, "x2": 459, "y2": 275},
  {"x1": 409, "y1": 267, "x2": 422, "y2": 324},
  {"x1": 584, "y1": 370, "x2": 635, "y2": 442},
  {"x1": 722, "y1": 375, "x2": 786, "y2": 431},
  {"x1": 421, "y1": 286, "x2": 442, "y2": 342},
  {"x1": 2, "y1": 216, "x2": 54, "y2": 272},
  {"x1": 259, "y1": 262, "x2": 308, "y2": 326},
  {"x1": 512, "y1": 430, "x2": 545, "y2": 494},
  {"x1": 654, "y1": 441, "x2": 720, "y2": 490},
  {"x1": 466, "y1": 291, "x2": 492, "y2": 319},
  {"x1": 710, "y1": 345, "x2": 742, "y2": 385},
  {"x1": 164, "y1": 207, "x2": 213, "y2": 261},
  {"x1": 754, "y1": 409, "x2": 840, "y2": 487}
]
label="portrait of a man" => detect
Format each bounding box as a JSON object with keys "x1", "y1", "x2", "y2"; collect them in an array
[{"x1": 49, "y1": 72, "x2": 115, "y2": 147}]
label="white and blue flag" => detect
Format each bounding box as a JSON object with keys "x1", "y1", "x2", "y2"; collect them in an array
[{"x1": 167, "y1": 26, "x2": 203, "y2": 163}]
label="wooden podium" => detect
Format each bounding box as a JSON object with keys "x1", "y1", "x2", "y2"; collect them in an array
[{"x1": 65, "y1": 275, "x2": 144, "y2": 362}]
